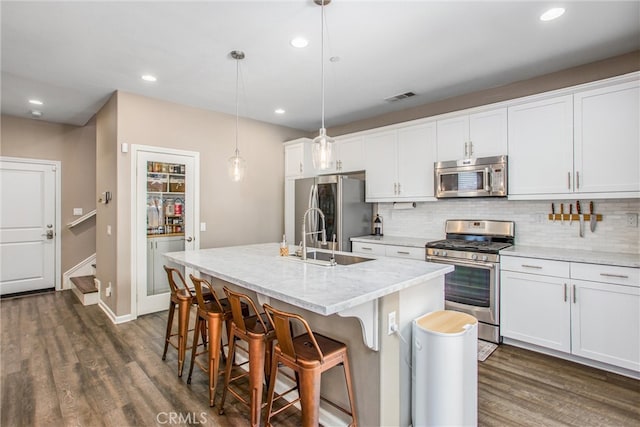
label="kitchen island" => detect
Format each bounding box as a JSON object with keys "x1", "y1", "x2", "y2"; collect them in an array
[{"x1": 165, "y1": 243, "x2": 452, "y2": 427}]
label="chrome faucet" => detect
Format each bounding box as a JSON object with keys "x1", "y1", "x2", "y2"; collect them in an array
[{"x1": 301, "y1": 207, "x2": 327, "y2": 260}]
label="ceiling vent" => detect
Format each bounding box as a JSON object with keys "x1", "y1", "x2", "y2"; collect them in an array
[{"x1": 384, "y1": 91, "x2": 416, "y2": 102}]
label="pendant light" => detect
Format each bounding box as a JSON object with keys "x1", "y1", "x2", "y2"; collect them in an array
[
  {"x1": 311, "y1": 0, "x2": 335, "y2": 170},
  {"x1": 228, "y1": 50, "x2": 247, "y2": 182}
]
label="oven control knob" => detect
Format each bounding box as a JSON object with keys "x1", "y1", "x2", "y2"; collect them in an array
[
  {"x1": 471, "y1": 254, "x2": 478, "y2": 260},
  {"x1": 482, "y1": 255, "x2": 488, "y2": 261},
  {"x1": 433, "y1": 250, "x2": 439, "y2": 256},
  {"x1": 442, "y1": 251, "x2": 447, "y2": 257}
]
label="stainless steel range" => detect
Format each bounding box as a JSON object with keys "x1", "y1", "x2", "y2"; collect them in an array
[{"x1": 426, "y1": 219, "x2": 515, "y2": 343}]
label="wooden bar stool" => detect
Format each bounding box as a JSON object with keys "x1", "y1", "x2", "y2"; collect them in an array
[
  {"x1": 161, "y1": 265, "x2": 211, "y2": 377},
  {"x1": 218, "y1": 287, "x2": 276, "y2": 427},
  {"x1": 186, "y1": 275, "x2": 225, "y2": 407},
  {"x1": 263, "y1": 303, "x2": 358, "y2": 427}
]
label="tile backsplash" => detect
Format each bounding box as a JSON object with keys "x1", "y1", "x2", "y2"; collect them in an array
[{"x1": 377, "y1": 198, "x2": 640, "y2": 255}]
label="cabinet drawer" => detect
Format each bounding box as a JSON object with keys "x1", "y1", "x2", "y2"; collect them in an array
[
  {"x1": 571, "y1": 263, "x2": 639, "y2": 287},
  {"x1": 501, "y1": 256, "x2": 570, "y2": 277},
  {"x1": 385, "y1": 245, "x2": 424, "y2": 260},
  {"x1": 352, "y1": 242, "x2": 386, "y2": 256}
]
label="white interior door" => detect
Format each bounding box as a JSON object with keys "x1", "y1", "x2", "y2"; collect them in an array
[
  {"x1": 134, "y1": 147, "x2": 199, "y2": 316},
  {"x1": 0, "y1": 158, "x2": 59, "y2": 295}
]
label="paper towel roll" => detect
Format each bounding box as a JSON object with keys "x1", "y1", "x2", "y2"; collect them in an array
[{"x1": 393, "y1": 202, "x2": 416, "y2": 210}]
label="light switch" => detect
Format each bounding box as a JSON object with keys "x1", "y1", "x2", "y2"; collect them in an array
[
  {"x1": 107, "y1": 225, "x2": 112, "y2": 235},
  {"x1": 73, "y1": 208, "x2": 83, "y2": 216},
  {"x1": 200, "y1": 222, "x2": 207, "y2": 231}
]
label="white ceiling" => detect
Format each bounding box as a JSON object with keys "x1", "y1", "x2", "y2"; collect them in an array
[{"x1": 2, "y1": 1, "x2": 639, "y2": 131}]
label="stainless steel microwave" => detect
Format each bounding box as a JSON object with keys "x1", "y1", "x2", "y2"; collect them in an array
[{"x1": 434, "y1": 155, "x2": 507, "y2": 198}]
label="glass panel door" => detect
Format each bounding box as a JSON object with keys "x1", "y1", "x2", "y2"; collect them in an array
[{"x1": 136, "y1": 149, "x2": 198, "y2": 316}]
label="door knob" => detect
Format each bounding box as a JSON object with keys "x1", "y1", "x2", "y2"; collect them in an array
[
  {"x1": 185, "y1": 236, "x2": 193, "y2": 242},
  {"x1": 42, "y1": 230, "x2": 54, "y2": 239}
]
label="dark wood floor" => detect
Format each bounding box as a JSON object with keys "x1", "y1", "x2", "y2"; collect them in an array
[{"x1": 1, "y1": 290, "x2": 638, "y2": 426}]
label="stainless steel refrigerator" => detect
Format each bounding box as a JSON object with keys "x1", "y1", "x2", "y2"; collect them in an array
[{"x1": 295, "y1": 173, "x2": 371, "y2": 252}]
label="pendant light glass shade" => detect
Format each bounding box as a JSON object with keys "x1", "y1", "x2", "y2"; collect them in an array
[
  {"x1": 312, "y1": 128, "x2": 334, "y2": 170},
  {"x1": 312, "y1": 0, "x2": 334, "y2": 170},
  {"x1": 228, "y1": 50, "x2": 246, "y2": 182},
  {"x1": 228, "y1": 148, "x2": 246, "y2": 182}
]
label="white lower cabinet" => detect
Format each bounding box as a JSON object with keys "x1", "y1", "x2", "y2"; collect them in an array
[
  {"x1": 352, "y1": 241, "x2": 424, "y2": 260},
  {"x1": 501, "y1": 256, "x2": 640, "y2": 372},
  {"x1": 501, "y1": 270, "x2": 571, "y2": 352},
  {"x1": 147, "y1": 236, "x2": 185, "y2": 295}
]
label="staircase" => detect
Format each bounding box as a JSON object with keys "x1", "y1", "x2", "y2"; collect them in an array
[
  {"x1": 66, "y1": 257, "x2": 99, "y2": 306},
  {"x1": 70, "y1": 275, "x2": 99, "y2": 305}
]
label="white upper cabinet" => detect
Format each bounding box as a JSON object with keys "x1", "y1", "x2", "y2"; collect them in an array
[
  {"x1": 364, "y1": 130, "x2": 397, "y2": 200},
  {"x1": 508, "y1": 78, "x2": 640, "y2": 199},
  {"x1": 284, "y1": 138, "x2": 314, "y2": 178},
  {"x1": 364, "y1": 122, "x2": 437, "y2": 202},
  {"x1": 437, "y1": 108, "x2": 507, "y2": 161},
  {"x1": 325, "y1": 135, "x2": 365, "y2": 174},
  {"x1": 507, "y1": 95, "x2": 574, "y2": 197},
  {"x1": 574, "y1": 80, "x2": 640, "y2": 195},
  {"x1": 398, "y1": 123, "x2": 437, "y2": 199}
]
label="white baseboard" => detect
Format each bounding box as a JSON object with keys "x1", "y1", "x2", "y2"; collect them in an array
[
  {"x1": 63, "y1": 253, "x2": 96, "y2": 290},
  {"x1": 99, "y1": 299, "x2": 134, "y2": 324}
]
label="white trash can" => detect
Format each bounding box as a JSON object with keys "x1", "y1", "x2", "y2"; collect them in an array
[{"x1": 412, "y1": 310, "x2": 478, "y2": 427}]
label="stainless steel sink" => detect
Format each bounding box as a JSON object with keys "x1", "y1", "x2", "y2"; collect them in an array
[{"x1": 289, "y1": 251, "x2": 374, "y2": 266}]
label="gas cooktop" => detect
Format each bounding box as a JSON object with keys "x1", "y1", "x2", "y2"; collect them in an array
[{"x1": 426, "y1": 239, "x2": 513, "y2": 254}]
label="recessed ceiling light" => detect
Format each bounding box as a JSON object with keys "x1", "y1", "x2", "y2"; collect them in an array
[
  {"x1": 290, "y1": 37, "x2": 309, "y2": 48},
  {"x1": 29, "y1": 99, "x2": 43, "y2": 105},
  {"x1": 275, "y1": 108, "x2": 285, "y2": 114},
  {"x1": 141, "y1": 74, "x2": 157, "y2": 82},
  {"x1": 540, "y1": 7, "x2": 565, "y2": 21}
]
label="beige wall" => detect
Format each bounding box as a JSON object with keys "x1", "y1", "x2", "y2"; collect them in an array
[
  {"x1": 98, "y1": 91, "x2": 306, "y2": 316},
  {"x1": 0, "y1": 115, "x2": 97, "y2": 281},
  {"x1": 328, "y1": 50, "x2": 640, "y2": 136},
  {"x1": 95, "y1": 94, "x2": 120, "y2": 312}
]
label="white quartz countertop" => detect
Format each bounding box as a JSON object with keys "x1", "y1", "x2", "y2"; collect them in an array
[
  {"x1": 351, "y1": 235, "x2": 439, "y2": 248},
  {"x1": 164, "y1": 243, "x2": 453, "y2": 316},
  {"x1": 500, "y1": 246, "x2": 640, "y2": 268}
]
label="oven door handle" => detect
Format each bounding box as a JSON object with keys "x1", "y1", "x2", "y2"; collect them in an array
[{"x1": 426, "y1": 256, "x2": 496, "y2": 270}]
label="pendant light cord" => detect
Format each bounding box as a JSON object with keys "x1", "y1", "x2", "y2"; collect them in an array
[
  {"x1": 320, "y1": 0, "x2": 326, "y2": 130},
  {"x1": 235, "y1": 55, "x2": 240, "y2": 155}
]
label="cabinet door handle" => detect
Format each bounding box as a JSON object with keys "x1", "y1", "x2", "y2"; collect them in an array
[
  {"x1": 600, "y1": 273, "x2": 629, "y2": 279},
  {"x1": 299, "y1": 162, "x2": 303, "y2": 173},
  {"x1": 573, "y1": 284, "x2": 577, "y2": 304},
  {"x1": 521, "y1": 264, "x2": 543, "y2": 269},
  {"x1": 360, "y1": 246, "x2": 373, "y2": 251},
  {"x1": 397, "y1": 251, "x2": 410, "y2": 255},
  {"x1": 397, "y1": 182, "x2": 401, "y2": 194},
  {"x1": 567, "y1": 172, "x2": 571, "y2": 190},
  {"x1": 576, "y1": 171, "x2": 580, "y2": 189},
  {"x1": 393, "y1": 183, "x2": 397, "y2": 194},
  {"x1": 563, "y1": 283, "x2": 567, "y2": 302}
]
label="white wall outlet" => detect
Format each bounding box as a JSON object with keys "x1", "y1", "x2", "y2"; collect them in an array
[
  {"x1": 105, "y1": 282, "x2": 112, "y2": 297},
  {"x1": 387, "y1": 311, "x2": 397, "y2": 335},
  {"x1": 626, "y1": 213, "x2": 639, "y2": 227},
  {"x1": 73, "y1": 208, "x2": 83, "y2": 216}
]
